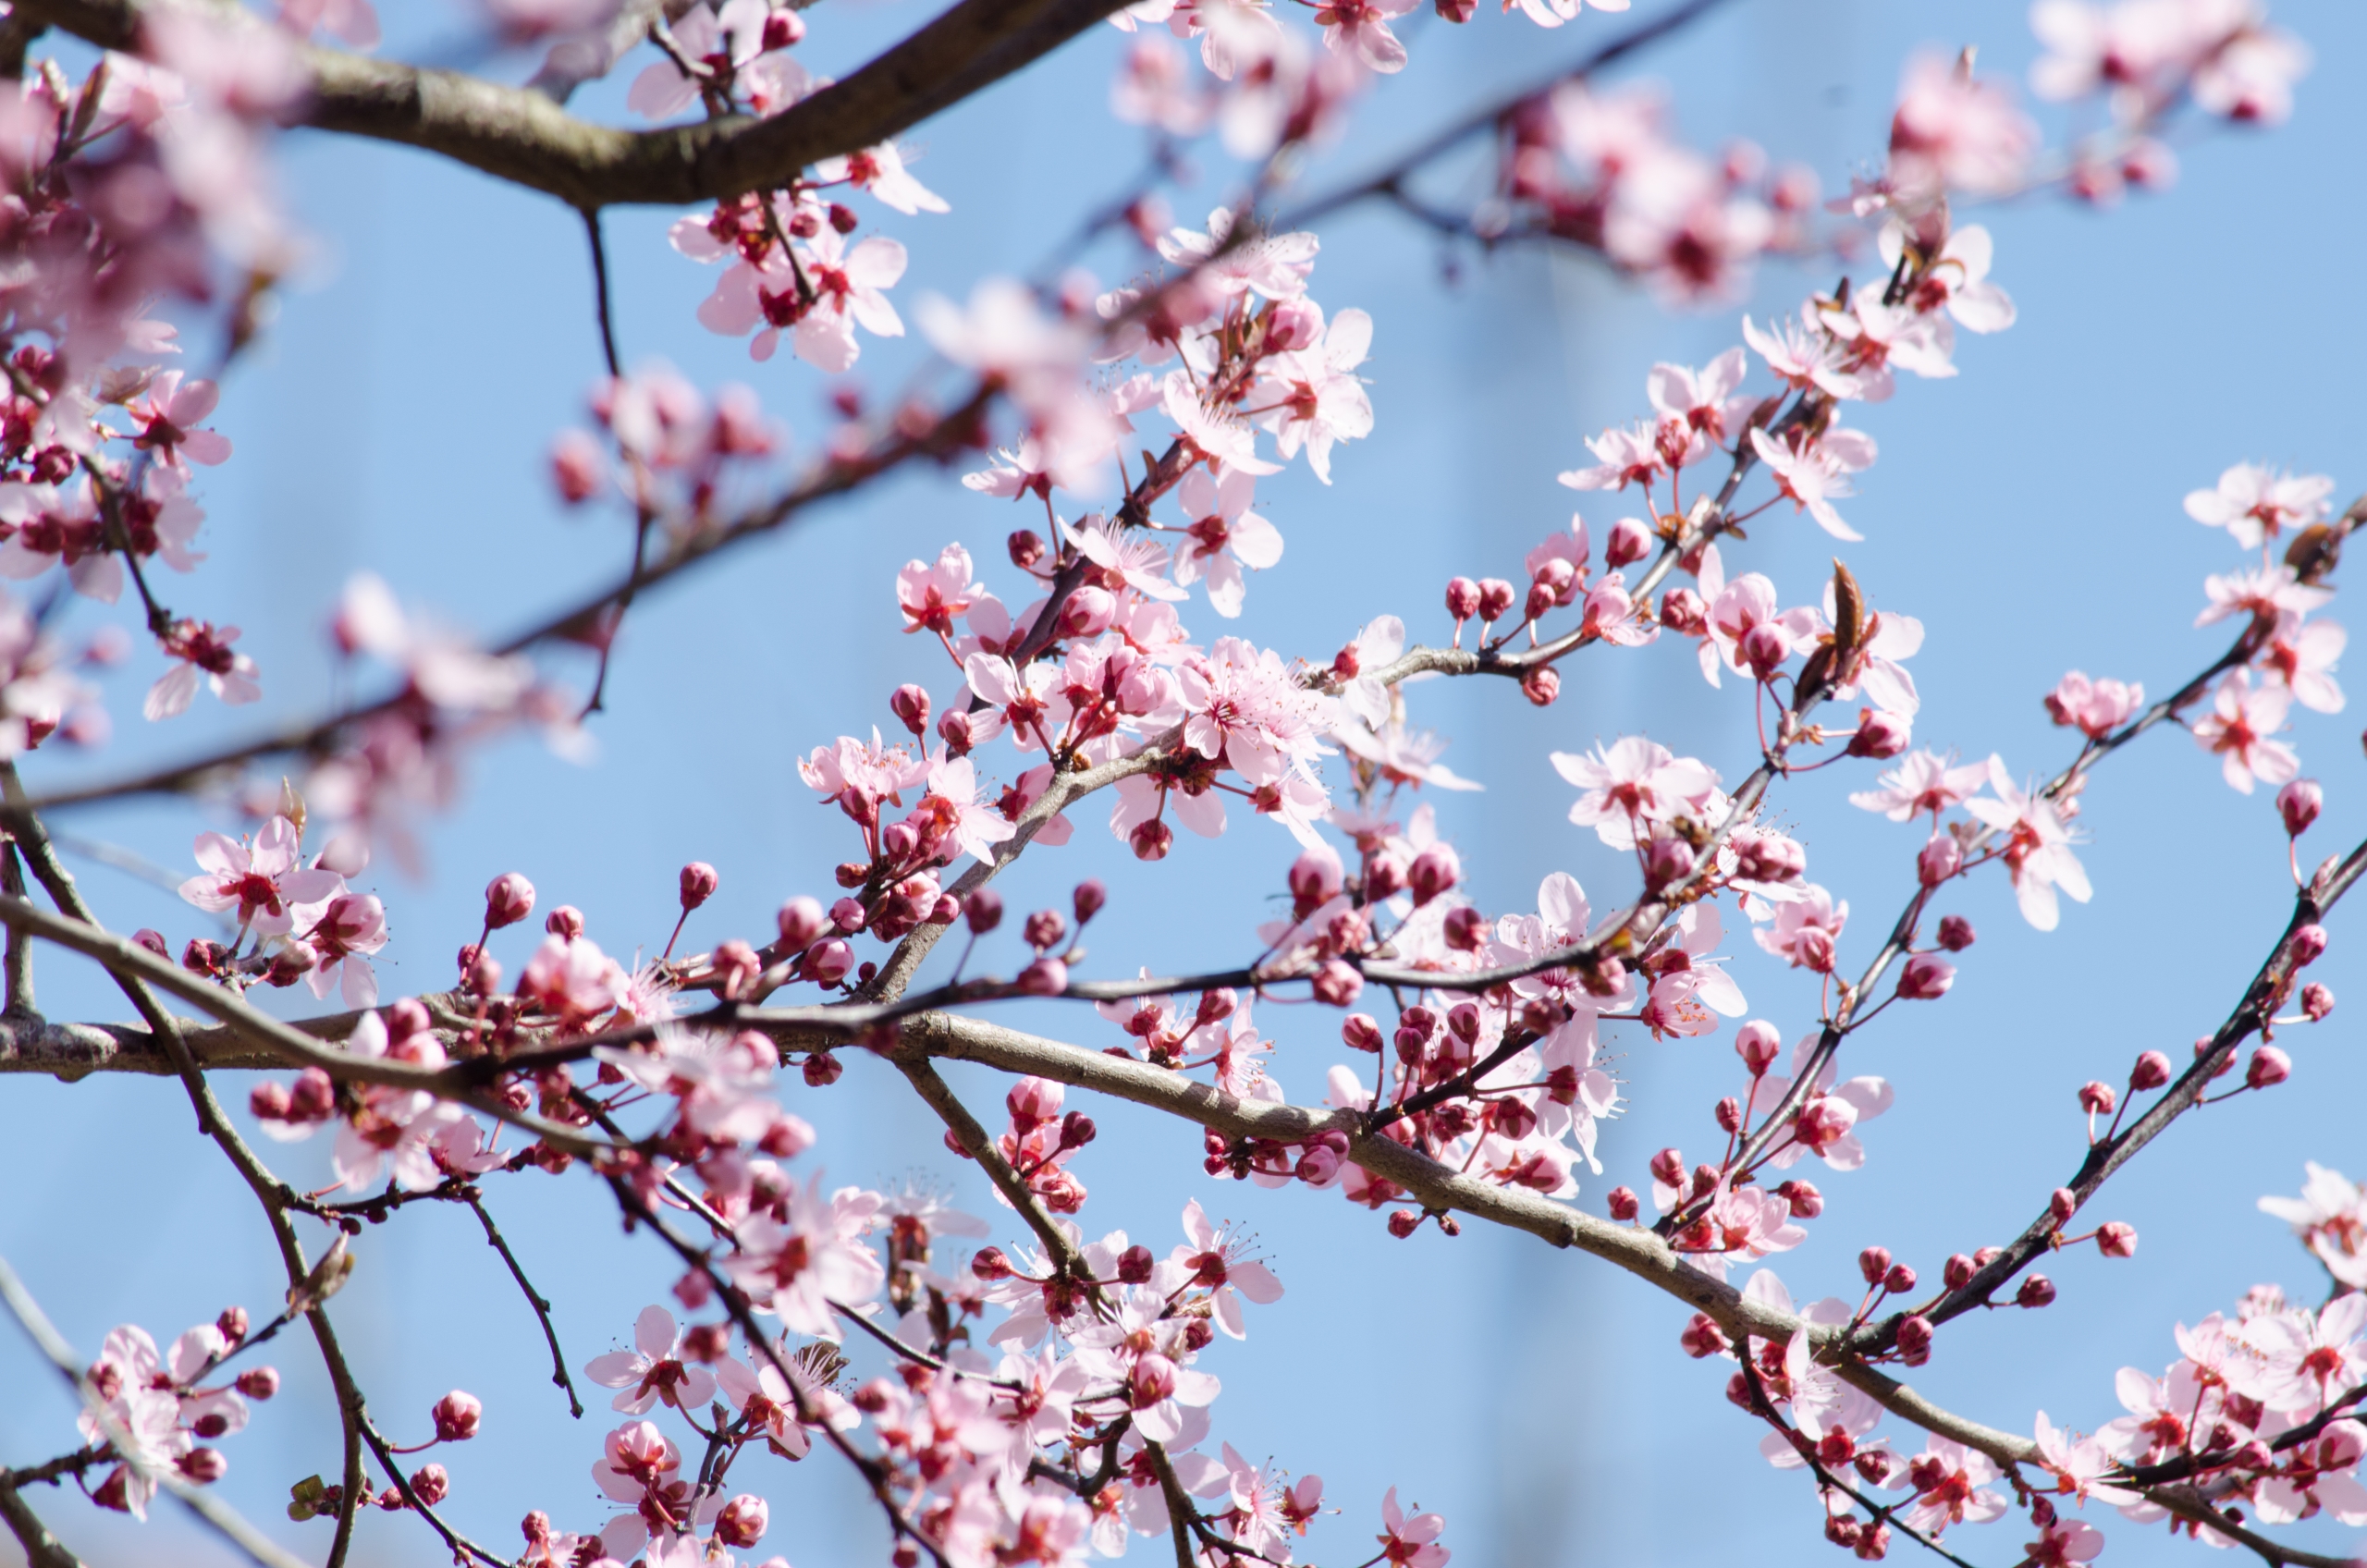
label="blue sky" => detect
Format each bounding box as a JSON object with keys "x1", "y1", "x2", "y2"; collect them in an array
[{"x1": 4, "y1": 1, "x2": 2366, "y2": 1565}]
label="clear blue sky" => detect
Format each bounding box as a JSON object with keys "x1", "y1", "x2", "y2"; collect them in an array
[{"x1": 4, "y1": 2, "x2": 2366, "y2": 1565}]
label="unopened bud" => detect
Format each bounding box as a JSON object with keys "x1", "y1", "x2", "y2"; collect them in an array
[
  {"x1": 2096, "y1": 1221, "x2": 2138, "y2": 1258},
  {"x1": 971, "y1": 1246, "x2": 1013, "y2": 1280},
  {"x1": 2246, "y1": 1046, "x2": 2291, "y2": 1089},
  {"x1": 2303, "y1": 982, "x2": 2336, "y2": 1021},
  {"x1": 1916, "y1": 835, "x2": 1962, "y2": 888},
  {"x1": 1883, "y1": 1264, "x2": 1917, "y2": 1295},
  {"x1": 1858, "y1": 1246, "x2": 1893, "y2": 1285},
  {"x1": 1342, "y1": 1013, "x2": 1383, "y2": 1053},
  {"x1": 1007, "y1": 529, "x2": 1045, "y2": 572},
  {"x1": 2129, "y1": 1050, "x2": 2173, "y2": 1092},
  {"x1": 1895, "y1": 1315, "x2": 1933, "y2": 1366},
  {"x1": 1943, "y1": 1254, "x2": 1975, "y2": 1290},
  {"x1": 2278, "y1": 778, "x2": 2323, "y2": 837},
  {"x1": 411, "y1": 1463, "x2": 448, "y2": 1506},
  {"x1": 1649, "y1": 1148, "x2": 1686, "y2": 1188},
  {"x1": 2078, "y1": 1081, "x2": 2116, "y2": 1115},
  {"x1": 1406, "y1": 845, "x2": 1460, "y2": 905},
  {"x1": 2017, "y1": 1275, "x2": 2056, "y2": 1308},
  {"x1": 963, "y1": 888, "x2": 1004, "y2": 935},
  {"x1": 2049, "y1": 1188, "x2": 2079, "y2": 1226},
  {"x1": 890, "y1": 684, "x2": 931, "y2": 737},
  {"x1": 431, "y1": 1390, "x2": 482, "y2": 1443},
  {"x1": 1520, "y1": 665, "x2": 1561, "y2": 706},
  {"x1": 1936, "y1": 913, "x2": 1975, "y2": 950},
  {"x1": 1016, "y1": 957, "x2": 1068, "y2": 996},
  {"x1": 1678, "y1": 1313, "x2": 1726, "y2": 1358},
  {"x1": 1476, "y1": 578, "x2": 1515, "y2": 622},
  {"x1": 1897, "y1": 952, "x2": 1955, "y2": 1000},
  {"x1": 1444, "y1": 576, "x2": 1481, "y2": 622},
  {"x1": 1114, "y1": 1244, "x2": 1156, "y2": 1284},
  {"x1": 1311, "y1": 959, "x2": 1364, "y2": 1007},
  {"x1": 1073, "y1": 879, "x2": 1108, "y2": 925},
  {"x1": 178, "y1": 1447, "x2": 228, "y2": 1484},
  {"x1": 1130, "y1": 819, "x2": 1173, "y2": 862},
  {"x1": 678, "y1": 862, "x2": 718, "y2": 911},
  {"x1": 1386, "y1": 1208, "x2": 1421, "y2": 1239},
  {"x1": 2289, "y1": 924, "x2": 2330, "y2": 967},
  {"x1": 544, "y1": 904, "x2": 584, "y2": 938},
  {"x1": 1714, "y1": 1096, "x2": 1742, "y2": 1133},
  {"x1": 1848, "y1": 708, "x2": 1911, "y2": 759},
  {"x1": 1606, "y1": 1185, "x2": 1639, "y2": 1220},
  {"x1": 1605, "y1": 517, "x2": 1651, "y2": 568},
  {"x1": 1735, "y1": 1021, "x2": 1782, "y2": 1075},
  {"x1": 236, "y1": 1366, "x2": 279, "y2": 1400}
]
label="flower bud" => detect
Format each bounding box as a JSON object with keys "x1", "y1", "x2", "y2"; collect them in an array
[
  {"x1": 2049, "y1": 1187, "x2": 2079, "y2": 1226},
  {"x1": 1883, "y1": 1264, "x2": 1917, "y2": 1295},
  {"x1": 971, "y1": 1245, "x2": 1012, "y2": 1280},
  {"x1": 1916, "y1": 836, "x2": 1962, "y2": 888},
  {"x1": 1606, "y1": 1186, "x2": 1639, "y2": 1221},
  {"x1": 2246, "y1": 1046, "x2": 2291, "y2": 1089},
  {"x1": 1896, "y1": 953, "x2": 1955, "y2": 1000},
  {"x1": 1520, "y1": 665, "x2": 1561, "y2": 706},
  {"x1": 1943, "y1": 1254, "x2": 1975, "y2": 1290},
  {"x1": 236, "y1": 1366, "x2": 279, "y2": 1400},
  {"x1": 1895, "y1": 1315, "x2": 1933, "y2": 1366},
  {"x1": 1128, "y1": 1353, "x2": 1178, "y2": 1407},
  {"x1": 760, "y1": 6, "x2": 804, "y2": 47},
  {"x1": 411, "y1": 1464, "x2": 448, "y2": 1506},
  {"x1": 1848, "y1": 709, "x2": 1912, "y2": 760},
  {"x1": 1658, "y1": 586, "x2": 1707, "y2": 634},
  {"x1": 2017, "y1": 1275, "x2": 2056, "y2": 1309},
  {"x1": 961, "y1": 888, "x2": 1003, "y2": 936},
  {"x1": 1858, "y1": 1246, "x2": 1893, "y2": 1285},
  {"x1": 549, "y1": 430, "x2": 604, "y2": 503},
  {"x1": 1363, "y1": 851, "x2": 1405, "y2": 901},
  {"x1": 178, "y1": 1447, "x2": 227, "y2": 1484},
  {"x1": 828, "y1": 202, "x2": 859, "y2": 235},
  {"x1": 1641, "y1": 836, "x2": 1694, "y2": 889},
  {"x1": 803, "y1": 939, "x2": 854, "y2": 986},
  {"x1": 2096, "y1": 1221, "x2": 2138, "y2": 1258},
  {"x1": 2290, "y1": 924, "x2": 2330, "y2": 967},
  {"x1": 129, "y1": 927, "x2": 168, "y2": 959},
  {"x1": 431, "y1": 1390, "x2": 482, "y2": 1442},
  {"x1": 1130, "y1": 819, "x2": 1173, "y2": 861},
  {"x1": 1523, "y1": 580, "x2": 1557, "y2": 625},
  {"x1": 777, "y1": 896, "x2": 827, "y2": 949},
  {"x1": 1016, "y1": 957, "x2": 1068, "y2": 996},
  {"x1": 889, "y1": 683, "x2": 931, "y2": 738},
  {"x1": 1310, "y1": 960, "x2": 1361, "y2": 1008},
  {"x1": 937, "y1": 707, "x2": 976, "y2": 756},
  {"x1": 249, "y1": 1080, "x2": 292, "y2": 1121},
  {"x1": 544, "y1": 904, "x2": 584, "y2": 938},
  {"x1": 2278, "y1": 778, "x2": 2323, "y2": 837},
  {"x1": 1007, "y1": 529, "x2": 1045, "y2": 572},
  {"x1": 835, "y1": 861, "x2": 869, "y2": 888},
  {"x1": 1406, "y1": 845, "x2": 1460, "y2": 905},
  {"x1": 1735, "y1": 1021, "x2": 1782, "y2": 1075},
  {"x1": 1605, "y1": 517, "x2": 1651, "y2": 568},
  {"x1": 1295, "y1": 1144, "x2": 1341, "y2": 1184},
  {"x1": 1476, "y1": 578, "x2": 1515, "y2": 622},
  {"x1": 1936, "y1": 913, "x2": 1975, "y2": 951},
  {"x1": 1739, "y1": 622, "x2": 1790, "y2": 680},
  {"x1": 2129, "y1": 1050, "x2": 2173, "y2": 1092},
  {"x1": 2303, "y1": 982, "x2": 2336, "y2": 1021},
  {"x1": 713, "y1": 1495, "x2": 768, "y2": 1548},
  {"x1": 1440, "y1": 904, "x2": 1489, "y2": 951},
  {"x1": 1713, "y1": 1096, "x2": 1742, "y2": 1133},
  {"x1": 828, "y1": 897, "x2": 867, "y2": 935},
  {"x1": 1678, "y1": 1313, "x2": 1726, "y2": 1358},
  {"x1": 2078, "y1": 1081, "x2": 2116, "y2": 1115},
  {"x1": 1649, "y1": 1147, "x2": 1686, "y2": 1188},
  {"x1": 1023, "y1": 909, "x2": 1067, "y2": 951},
  {"x1": 1445, "y1": 576, "x2": 1481, "y2": 622},
  {"x1": 1386, "y1": 1208, "x2": 1421, "y2": 1239},
  {"x1": 678, "y1": 862, "x2": 718, "y2": 911},
  {"x1": 1073, "y1": 879, "x2": 1108, "y2": 925},
  {"x1": 1112, "y1": 1243, "x2": 1156, "y2": 1284}
]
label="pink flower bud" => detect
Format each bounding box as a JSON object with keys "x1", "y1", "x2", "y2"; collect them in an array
[
  {"x1": 715, "y1": 1495, "x2": 768, "y2": 1548},
  {"x1": 2096, "y1": 1222, "x2": 2138, "y2": 1258},
  {"x1": 679, "y1": 862, "x2": 718, "y2": 911},
  {"x1": 1295, "y1": 1144, "x2": 1341, "y2": 1184},
  {"x1": 544, "y1": 904, "x2": 584, "y2": 938},
  {"x1": 1476, "y1": 578, "x2": 1515, "y2": 622},
  {"x1": 1897, "y1": 953, "x2": 1955, "y2": 1000},
  {"x1": 778, "y1": 896, "x2": 826, "y2": 948},
  {"x1": 1072, "y1": 879, "x2": 1108, "y2": 925},
  {"x1": 1895, "y1": 1315, "x2": 1933, "y2": 1366},
  {"x1": 937, "y1": 707, "x2": 976, "y2": 756},
  {"x1": 803, "y1": 939, "x2": 854, "y2": 986},
  {"x1": 1128, "y1": 1353, "x2": 1178, "y2": 1407},
  {"x1": 1713, "y1": 1096, "x2": 1742, "y2": 1133},
  {"x1": 1436, "y1": 904, "x2": 1487, "y2": 951},
  {"x1": 2048, "y1": 1187, "x2": 2079, "y2": 1226},
  {"x1": 1016, "y1": 957, "x2": 1068, "y2": 996},
  {"x1": 1641, "y1": 836, "x2": 1694, "y2": 889},
  {"x1": 288, "y1": 1068, "x2": 336, "y2": 1122},
  {"x1": 1606, "y1": 1185, "x2": 1640, "y2": 1221},
  {"x1": 2278, "y1": 778, "x2": 2323, "y2": 837},
  {"x1": 1386, "y1": 1208, "x2": 1421, "y2": 1239},
  {"x1": 1406, "y1": 845, "x2": 1460, "y2": 905},
  {"x1": 1530, "y1": 555, "x2": 1578, "y2": 606},
  {"x1": 1678, "y1": 1313, "x2": 1726, "y2": 1358},
  {"x1": 2129, "y1": 1050, "x2": 2173, "y2": 1091},
  {"x1": 1024, "y1": 909, "x2": 1067, "y2": 951},
  {"x1": 249, "y1": 1080, "x2": 291, "y2": 1121},
  {"x1": 1734, "y1": 1021, "x2": 1782, "y2": 1075},
  {"x1": 760, "y1": 6, "x2": 803, "y2": 46},
  {"x1": 1858, "y1": 1246, "x2": 1893, "y2": 1285},
  {"x1": 959, "y1": 888, "x2": 1004, "y2": 936},
  {"x1": 2303, "y1": 982, "x2": 2336, "y2": 1021},
  {"x1": 178, "y1": 1447, "x2": 227, "y2": 1484},
  {"x1": 1114, "y1": 1244, "x2": 1156, "y2": 1284},
  {"x1": 1649, "y1": 1147, "x2": 1686, "y2": 1187},
  {"x1": 1848, "y1": 709, "x2": 1912, "y2": 759},
  {"x1": 236, "y1": 1366, "x2": 278, "y2": 1400},
  {"x1": 484, "y1": 873, "x2": 535, "y2": 930},
  {"x1": 1264, "y1": 297, "x2": 1323, "y2": 351},
  {"x1": 431, "y1": 1390, "x2": 482, "y2": 1442},
  {"x1": 1058, "y1": 585, "x2": 1116, "y2": 638},
  {"x1": 1434, "y1": 0, "x2": 1476, "y2": 21},
  {"x1": 1739, "y1": 622, "x2": 1790, "y2": 680},
  {"x1": 131, "y1": 927, "x2": 168, "y2": 959},
  {"x1": 890, "y1": 684, "x2": 932, "y2": 738},
  {"x1": 1445, "y1": 576, "x2": 1481, "y2": 622},
  {"x1": 1008, "y1": 529, "x2": 1045, "y2": 572},
  {"x1": 1605, "y1": 517, "x2": 1651, "y2": 568},
  {"x1": 1131, "y1": 818, "x2": 1172, "y2": 861},
  {"x1": 2247, "y1": 1046, "x2": 2291, "y2": 1089},
  {"x1": 1936, "y1": 913, "x2": 1975, "y2": 951},
  {"x1": 1943, "y1": 1254, "x2": 1975, "y2": 1290},
  {"x1": 2078, "y1": 1081, "x2": 2116, "y2": 1115},
  {"x1": 1520, "y1": 665, "x2": 1561, "y2": 706},
  {"x1": 828, "y1": 202, "x2": 859, "y2": 235},
  {"x1": 1341, "y1": 1013, "x2": 1383, "y2": 1053},
  {"x1": 1311, "y1": 959, "x2": 1363, "y2": 1007},
  {"x1": 1916, "y1": 836, "x2": 1962, "y2": 888},
  {"x1": 2290, "y1": 924, "x2": 2330, "y2": 966},
  {"x1": 829, "y1": 898, "x2": 868, "y2": 935},
  {"x1": 1659, "y1": 586, "x2": 1707, "y2": 634},
  {"x1": 2017, "y1": 1275, "x2": 2056, "y2": 1309},
  {"x1": 971, "y1": 1245, "x2": 1013, "y2": 1280},
  {"x1": 549, "y1": 429, "x2": 604, "y2": 503},
  {"x1": 1775, "y1": 1179, "x2": 1822, "y2": 1219},
  {"x1": 1882, "y1": 1264, "x2": 1917, "y2": 1297},
  {"x1": 411, "y1": 1463, "x2": 448, "y2": 1505}
]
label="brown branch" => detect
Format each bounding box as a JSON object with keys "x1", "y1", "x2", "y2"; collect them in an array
[
  {"x1": 0, "y1": 1480, "x2": 84, "y2": 1568},
  {"x1": 466, "y1": 1192, "x2": 585, "y2": 1419},
  {"x1": 18, "y1": 0, "x2": 1139, "y2": 208}
]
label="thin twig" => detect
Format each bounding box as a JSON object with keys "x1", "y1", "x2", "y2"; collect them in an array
[
  {"x1": 466, "y1": 1191, "x2": 584, "y2": 1419},
  {"x1": 581, "y1": 204, "x2": 622, "y2": 378}
]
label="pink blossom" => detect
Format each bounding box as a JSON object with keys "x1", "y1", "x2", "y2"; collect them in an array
[
  {"x1": 1900, "y1": 1437, "x2": 2009, "y2": 1533},
  {"x1": 1679, "y1": 1183, "x2": 1806, "y2": 1280},
  {"x1": 2231, "y1": 1293, "x2": 2367, "y2": 1415},
  {"x1": 2258, "y1": 1162, "x2": 2367, "y2": 1289},
  {"x1": 920, "y1": 753, "x2": 1020, "y2": 865},
  {"x1": 1310, "y1": 0, "x2": 1416, "y2": 71},
  {"x1": 179, "y1": 815, "x2": 342, "y2": 937},
  {"x1": 1173, "y1": 1198, "x2": 1285, "y2": 1338},
  {"x1": 1550, "y1": 737, "x2": 1718, "y2": 850},
  {"x1": 2197, "y1": 564, "x2": 2330, "y2": 628},
  {"x1": 2190, "y1": 669, "x2": 2298, "y2": 793},
  {"x1": 1748, "y1": 422, "x2": 1878, "y2": 541},
  {"x1": 1251, "y1": 306, "x2": 1374, "y2": 483},
  {"x1": 898, "y1": 544, "x2": 985, "y2": 635},
  {"x1": 2193, "y1": 21, "x2": 2312, "y2": 124},
  {"x1": 1743, "y1": 306, "x2": 1864, "y2": 400},
  {"x1": 2044, "y1": 670, "x2": 2146, "y2": 738},
  {"x1": 519, "y1": 934, "x2": 630, "y2": 1019},
  {"x1": 585, "y1": 1305, "x2": 719, "y2": 1415},
  {"x1": 1558, "y1": 422, "x2": 1662, "y2": 493},
  {"x1": 1375, "y1": 1487, "x2": 1449, "y2": 1568},
  {"x1": 1073, "y1": 518, "x2": 1186, "y2": 601},
  {"x1": 1888, "y1": 52, "x2": 2038, "y2": 201},
  {"x1": 1155, "y1": 207, "x2": 1318, "y2": 300},
  {"x1": 2263, "y1": 613, "x2": 2345, "y2": 713},
  {"x1": 2186, "y1": 462, "x2": 2336, "y2": 548},
  {"x1": 1170, "y1": 468, "x2": 1282, "y2": 617},
  {"x1": 301, "y1": 892, "x2": 387, "y2": 1007},
  {"x1": 1160, "y1": 369, "x2": 1278, "y2": 476},
  {"x1": 127, "y1": 372, "x2": 231, "y2": 468},
  {"x1": 1648, "y1": 348, "x2": 1754, "y2": 445},
  {"x1": 1964, "y1": 761, "x2": 2091, "y2": 931},
  {"x1": 590, "y1": 1417, "x2": 681, "y2": 1503},
  {"x1": 1177, "y1": 636, "x2": 1336, "y2": 788},
  {"x1": 1847, "y1": 749, "x2": 1991, "y2": 821},
  {"x1": 1753, "y1": 884, "x2": 1846, "y2": 973},
  {"x1": 725, "y1": 1174, "x2": 885, "y2": 1337},
  {"x1": 813, "y1": 141, "x2": 948, "y2": 216},
  {"x1": 1884, "y1": 221, "x2": 2016, "y2": 332}
]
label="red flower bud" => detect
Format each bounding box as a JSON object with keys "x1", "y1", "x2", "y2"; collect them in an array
[
  {"x1": 678, "y1": 862, "x2": 718, "y2": 911},
  {"x1": 1606, "y1": 1186, "x2": 1639, "y2": 1221}
]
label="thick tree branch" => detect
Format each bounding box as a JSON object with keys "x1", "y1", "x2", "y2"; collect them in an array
[{"x1": 18, "y1": 0, "x2": 1138, "y2": 208}]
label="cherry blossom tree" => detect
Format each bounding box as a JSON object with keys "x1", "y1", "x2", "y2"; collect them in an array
[{"x1": 0, "y1": 1, "x2": 2356, "y2": 1567}]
